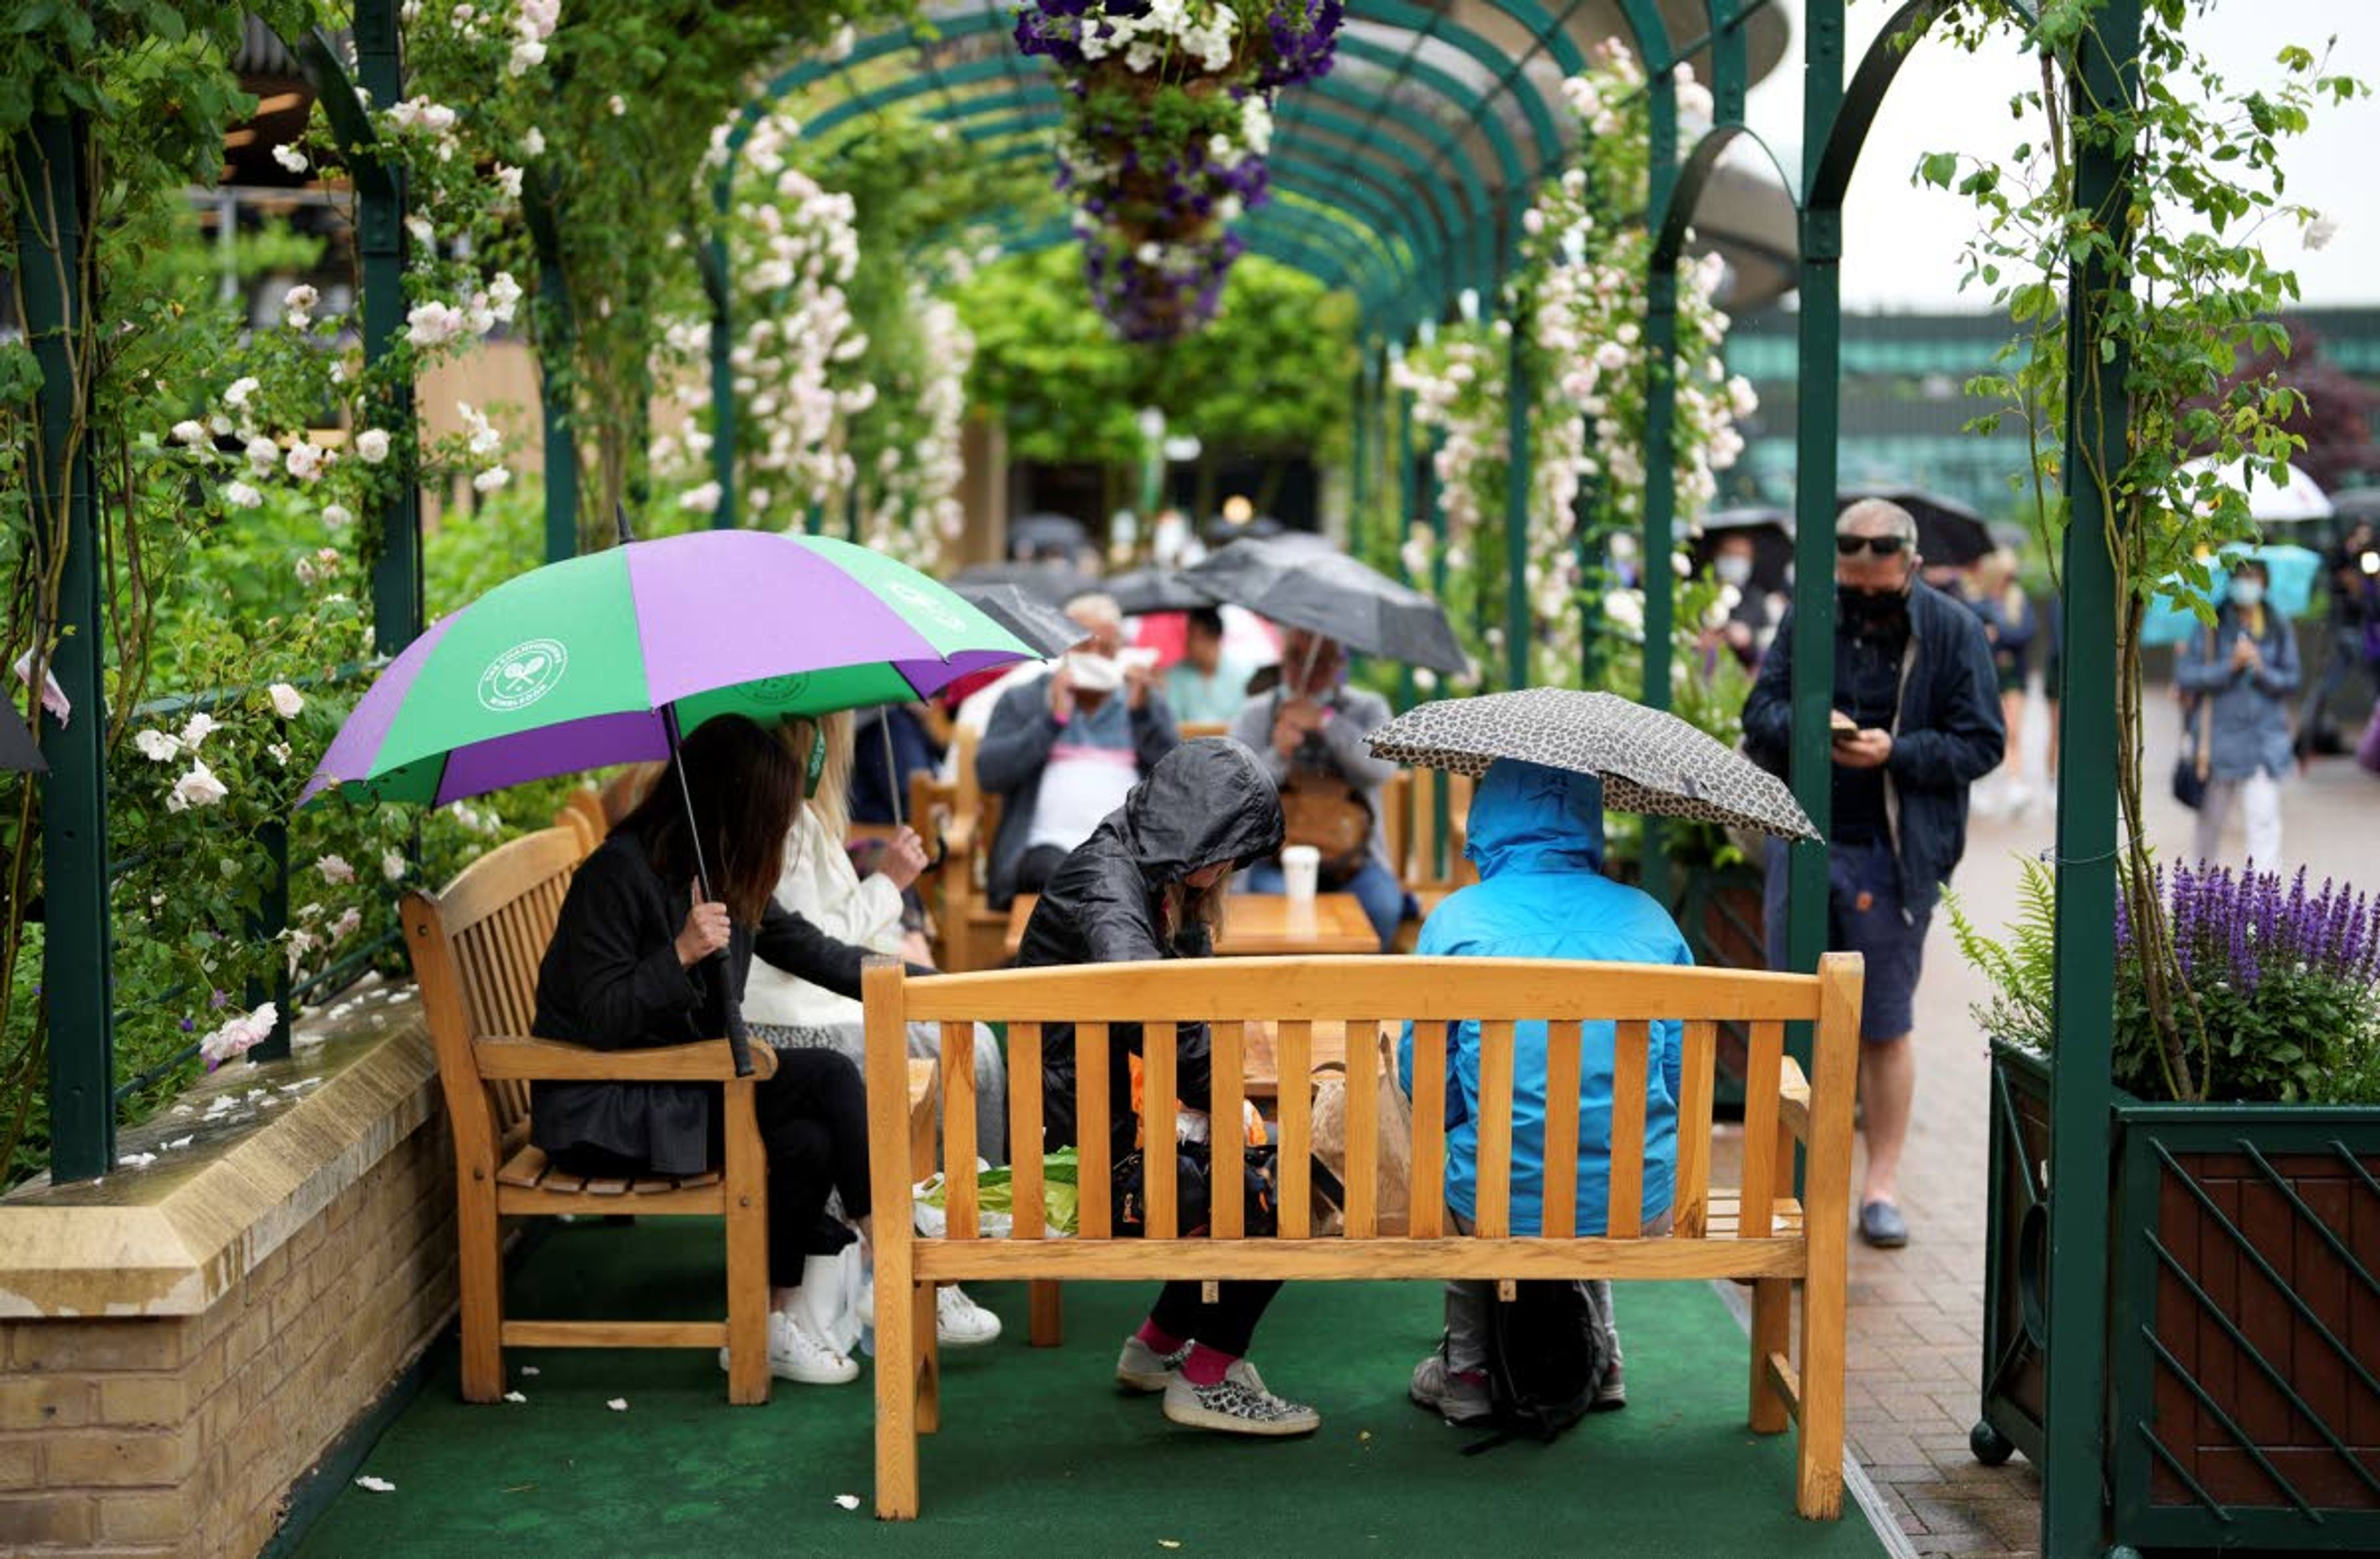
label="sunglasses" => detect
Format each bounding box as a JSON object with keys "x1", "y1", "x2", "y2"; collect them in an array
[{"x1": 1835, "y1": 535, "x2": 1910, "y2": 559}]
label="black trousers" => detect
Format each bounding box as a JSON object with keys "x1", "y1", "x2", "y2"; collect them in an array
[
  {"x1": 555, "y1": 1048, "x2": 871, "y2": 1288},
  {"x1": 1149, "y1": 1280, "x2": 1282, "y2": 1358}
]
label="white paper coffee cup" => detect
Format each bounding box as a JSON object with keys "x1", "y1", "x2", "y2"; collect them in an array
[{"x1": 1280, "y1": 845, "x2": 1321, "y2": 906}]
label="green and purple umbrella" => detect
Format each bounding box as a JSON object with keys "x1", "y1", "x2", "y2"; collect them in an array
[{"x1": 301, "y1": 530, "x2": 1034, "y2": 809}]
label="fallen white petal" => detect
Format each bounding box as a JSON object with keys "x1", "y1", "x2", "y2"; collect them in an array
[
  {"x1": 502, "y1": 1390, "x2": 527, "y2": 1403},
  {"x1": 834, "y1": 1495, "x2": 861, "y2": 1511},
  {"x1": 355, "y1": 1475, "x2": 396, "y2": 1493},
  {"x1": 518, "y1": 1366, "x2": 540, "y2": 1376},
  {"x1": 162, "y1": 1136, "x2": 193, "y2": 1150},
  {"x1": 606, "y1": 1398, "x2": 628, "y2": 1411},
  {"x1": 118, "y1": 1153, "x2": 157, "y2": 1168}
]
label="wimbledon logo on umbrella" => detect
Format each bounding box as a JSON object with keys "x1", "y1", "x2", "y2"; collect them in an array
[{"x1": 478, "y1": 639, "x2": 570, "y2": 712}]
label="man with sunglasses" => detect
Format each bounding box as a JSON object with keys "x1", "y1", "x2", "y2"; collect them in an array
[{"x1": 1742, "y1": 499, "x2": 2006, "y2": 1250}]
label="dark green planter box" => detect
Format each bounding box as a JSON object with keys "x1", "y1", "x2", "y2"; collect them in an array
[{"x1": 1977, "y1": 1041, "x2": 2380, "y2": 1553}]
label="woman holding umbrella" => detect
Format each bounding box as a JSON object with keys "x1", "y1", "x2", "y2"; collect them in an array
[
  {"x1": 531, "y1": 715, "x2": 927, "y2": 1385},
  {"x1": 2177, "y1": 556, "x2": 2301, "y2": 868}
]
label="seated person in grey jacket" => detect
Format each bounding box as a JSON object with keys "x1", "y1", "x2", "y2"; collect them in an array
[
  {"x1": 978, "y1": 594, "x2": 1182, "y2": 908},
  {"x1": 1228, "y1": 626, "x2": 1404, "y2": 949}
]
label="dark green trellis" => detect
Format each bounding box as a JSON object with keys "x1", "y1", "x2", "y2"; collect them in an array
[{"x1": 14, "y1": 1, "x2": 2147, "y2": 1550}]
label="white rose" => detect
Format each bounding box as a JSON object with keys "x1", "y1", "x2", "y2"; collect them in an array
[
  {"x1": 2306, "y1": 213, "x2": 2338, "y2": 251},
  {"x1": 268, "y1": 682, "x2": 305, "y2": 718},
  {"x1": 496, "y1": 164, "x2": 523, "y2": 200},
  {"x1": 315, "y1": 854, "x2": 356, "y2": 885},
  {"x1": 322, "y1": 503, "x2": 354, "y2": 529},
  {"x1": 224, "y1": 376, "x2": 259, "y2": 409},
  {"x1": 134, "y1": 729, "x2": 180, "y2": 762},
  {"x1": 355, "y1": 428, "x2": 390, "y2": 464},
  {"x1": 224, "y1": 481, "x2": 263, "y2": 510},
  {"x1": 678, "y1": 481, "x2": 722, "y2": 515},
  {"x1": 508, "y1": 37, "x2": 546, "y2": 75},
  {"x1": 472, "y1": 466, "x2": 510, "y2": 493},
  {"x1": 382, "y1": 848, "x2": 407, "y2": 883},
  {"x1": 245, "y1": 436, "x2": 280, "y2": 474},
  {"x1": 166, "y1": 758, "x2": 229, "y2": 813},
  {"x1": 271, "y1": 143, "x2": 309, "y2": 174},
  {"x1": 172, "y1": 420, "x2": 208, "y2": 446},
  {"x1": 285, "y1": 443, "x2": 325, "y2": 482},
  {"x1": 522, "y1": 126, "x2": 545, "y2": 157},
  {"x1": 608, "y1": 94, "x2": 626, "y2": 117}
]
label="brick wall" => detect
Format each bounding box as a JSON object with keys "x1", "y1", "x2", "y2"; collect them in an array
[{"x1": 0, "y1": 1112, "x2": 454, "y2": 1559}]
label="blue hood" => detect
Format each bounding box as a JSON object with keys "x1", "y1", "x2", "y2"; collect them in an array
[{"x1": 1465, "y1": 759, "x2": 1606, "y2": 880}]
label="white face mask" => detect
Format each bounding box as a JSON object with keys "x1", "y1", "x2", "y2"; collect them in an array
[
  {"x1": 1714, "y1": 554, "x2": 1754, "y2": 588},
  {"x1": 2229, "y1": 579, "x2": 2265, "y2": 611}
]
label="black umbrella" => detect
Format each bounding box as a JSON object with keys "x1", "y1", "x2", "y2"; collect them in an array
[
  {"x1": 1690, "y1": 506, "x2": 1794, "y2": 594},
  {"x1": 1838, "y1": 485, "x2": 1994, "y2": 567},
  {"x1": 1366, "y1": 688, "x2": 1819, "y2": 841},
  {"x1": 1183, "y1": 536, "x2": 1468, "y2": 675},
  {"x1": 1103, "y1": 567, "x2": 1211, "y2": 616},
  {"x1": 951, "y1": 582, "x2": 1090, "y2": 660},
  {"x1": 1009, "y1": 512, "x2": 1088, "y2": 560},
  {"x1": 949, "y1": 560, "x2": 1098, "y2": 608},
  {"x1": 0, "y1": 697, "x2": 46, "y2": 774},
  {"x1": 1205, "y1": 511, "x2": 1289, "y2": 548}
]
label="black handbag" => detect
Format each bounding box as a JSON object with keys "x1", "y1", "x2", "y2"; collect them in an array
[
  {"x1": 2172, "y1": 677, "x2": 2211, "y2": 811},
  {"x1": 1113, "y1": 1142, "x2": 1279, "y2": 1238}
]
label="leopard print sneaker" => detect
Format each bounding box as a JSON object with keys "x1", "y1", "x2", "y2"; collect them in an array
[{"x1": 1161, "y1": 1359, "x2": 1321, "y2": 1437}]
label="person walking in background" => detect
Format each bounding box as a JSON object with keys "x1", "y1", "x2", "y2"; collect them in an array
[
  {"x1": 1229, "y1": 627, "x2": 1405, "y2": 950},
  {"x1": 1015, "y1": 740, "x2": 1319, "y2": 1437},
  {"x1": 2178, "y1": 557, "x2": 2299, "y2": 868},
  {"x1": 1967, "y1": 550, "x2": 2037, "y2": 811},
  {"x1": 1401, "y1": 761, "x2": 1690, "y2": 1425},
  {"x1": 977, "y1": 593, "x2": 1180, "y2": 907},
  {"x1": 1164, "y1": 606, "x2": 1253, "y2": 725},
  {"x1": 2304, "y1": 520, "x2": 2380, "y2": 757},
  {"x1": 1742, "y1": 499, "x2": 2004, "y2": 1250}
]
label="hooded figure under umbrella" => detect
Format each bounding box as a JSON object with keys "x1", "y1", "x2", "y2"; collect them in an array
[{"x1": 1015, "y1": 739, "x2": 1320, "y2": 1439}]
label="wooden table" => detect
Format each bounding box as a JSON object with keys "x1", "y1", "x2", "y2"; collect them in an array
[{"x1": 1003, "y1": 891, "x2": 1380, "y2": 958}]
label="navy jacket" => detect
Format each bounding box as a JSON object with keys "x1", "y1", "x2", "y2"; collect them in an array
[
  {"x1": 1742, "y1": 580, "x2": 2005, "y2": 913},
  {"x1": 977, "y1": 673, "x2": 1181, "y2": 908}
]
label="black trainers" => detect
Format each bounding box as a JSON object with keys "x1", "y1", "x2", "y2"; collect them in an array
[{"x1": 1162, "y1": 1359, "x2": 1321, "y2": 1437}]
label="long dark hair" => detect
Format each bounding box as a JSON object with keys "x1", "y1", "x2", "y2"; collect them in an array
[{"x1": 617, "y1": 714, "x2": 803, "y2": 924}]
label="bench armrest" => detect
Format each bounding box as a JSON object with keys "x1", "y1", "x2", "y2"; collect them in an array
[
  {"x1": 1778, "y1": 1053, "x2": 1810, "y2": 1144},
  {"x1": 472, "y1": 1036, "x2": 779, "y2": 1082}
]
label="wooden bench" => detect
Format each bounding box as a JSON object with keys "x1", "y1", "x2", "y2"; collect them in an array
[
  {"x1": 861, "y1": 952, "x2": 1862, "y2": 1521},
  {"x1": 404, "y1": 823, "x2": 944, "y2": 1406}
]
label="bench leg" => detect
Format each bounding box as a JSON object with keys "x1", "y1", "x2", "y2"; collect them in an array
[
  {"x1": 457, "y1": 1180, "x2": 504, "y2": 1403},
  {"x1": 723, "y1": 1093, "x2": 772, "y2": 1405},
  {"x1": 1028, "y1": 1279, "x2": 1064, "y2": 1348},
  {"x1": 875, "y1": 1266, "x2": 919, "y2": 1518},
  {"x1": 1747, "y1": 1278, "x2": 1792, "y2": 1435},
  {"x1": 1797, "y1": 1268, "x2": 1848, "y2": 1519},
  {"x1": 915, "y1": 1283, "x2": 941, "y2": 1434}
]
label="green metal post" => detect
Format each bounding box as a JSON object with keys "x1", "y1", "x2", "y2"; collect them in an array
[
  {"x1": 1637, "y1": 75, "x2": 1680, "y2": 910},
  {"x1": 1504, "y1": 312, "x2": 1533, "y2": 691},
  {"x1": 244, "y1": 821, "x2": 293, "y2": 1062},
  {"x1": 708, "y1": 236, "x2": 738, "y2": 529},
  {"x1": 356, "y1": 0, "x2": 421, "y2": 651},
  {"x1": 1351, "y1": 345, "x2": 1372, "y2": 562},
  {"x1": 1394, "y1": 357, "x2": 1418, "y2": 712},
  {"x1": 524, "y1": 175, "x2": 578, "y2": 562},
  {"x1": 2041, "y1": 6, "x2": 2140, "y2": 1554},
  {"x1": 1425, "y1": 420, "x2": 1453, "y2": 872},
  {"x1": 19, "y1": 112, "x2": 114, "y2": 1182}
]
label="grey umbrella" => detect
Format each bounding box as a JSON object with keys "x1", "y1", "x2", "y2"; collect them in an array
[
  {"x1": 949, "y1": 560, "x2": 1097, "y2": 607},
  {"x1": 0, "y1": 697, "x2": 45, "y2": 774},
  {"x1": 1009, "y1": 512, "x2": 1088, "y2": 560},
  {"x1": 1183, "y1": 536, "x2": 1468, "y2": 674},
  {"x1": 1103, "y1": 567, "x2": 1210, "y2": 616},
  {"x1": 1838, "y1": 485, "x2": 1994, "y2": 567},
  {"x1": 1365, "y1": 687, "x2": 1819, "y2": 841},
  {"x1": 952, "y1": 582, "x2": 1090, "y2": 659}
]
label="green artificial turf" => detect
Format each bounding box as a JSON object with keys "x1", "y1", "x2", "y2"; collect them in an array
[{"x1": 291, "y1": 1219, "x2": 1890, "y2": 1558}]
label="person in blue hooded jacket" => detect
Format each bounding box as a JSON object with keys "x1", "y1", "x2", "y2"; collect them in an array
[{"x1": 1397, "y1": 759, "x2": 1692, "y2": 1425}]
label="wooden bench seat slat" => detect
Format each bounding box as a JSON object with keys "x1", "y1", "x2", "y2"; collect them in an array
[
  {"x1": 1473, "y1": 1019, "x2": 1514, "y2": 1239},
  {"x1": 1674, "y1": 1020, "x2": 1717, "y2": 1235},
  {"x1": 496, "y1": 1144, "x2": 550, "y2": 1190},
  {"x1": 497, "y1": 1181, "x2": 729, "y2": 1216},
  {"x1": 1144, "y1": 1022, "x2": 1177, "y2": 1240},
  {"x1": 583, "y1": 1177, "x2": 631, "y2": 1196},
  {"x1": 1077, "y1": 1023, "x2": 1111, "y2": 1240},
  {"x1": 1408, "y1": 1019, "x2": 1447, "y2": 1239},
  {"x1": 1276, "y1": 1020, "x2": 1311, "y2": 1239},
  {"x1": 1738, "y1": 1020, "x2": 1785, "y2": 1240},
  {"x1": 943, "y1": 1022, "x2": 977, "y2": 1241},
  {"x1": 1540, "y1": 1020, "x2": 1582, "y2": 1240},
  {"x1": 1008, "y1": 1023, "x2": 1045, "y2": 1240},
  {"x1": 1607, "y1": 1020, "x2": 1649, "y2": 1240},
  {"x1": 501, "y1": 1320, "x2": 726, "y2": 1349},
  {"x1": 913, "y1": 1235, "x2": 1809, "y2": 1284}
]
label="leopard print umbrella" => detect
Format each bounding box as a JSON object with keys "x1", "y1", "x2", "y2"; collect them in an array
[{"x1": 1365, "y1": 687, "x2": 1820, "y2": 841}]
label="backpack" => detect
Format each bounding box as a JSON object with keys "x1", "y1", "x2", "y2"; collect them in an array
[{"x1": 1461, "y1": 1281, "x2": 1612, "y2": 1454}]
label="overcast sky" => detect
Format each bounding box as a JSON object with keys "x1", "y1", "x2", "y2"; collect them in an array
[{"x1": 1737, "y1": 0, "x2": 2380, "y2": 311}]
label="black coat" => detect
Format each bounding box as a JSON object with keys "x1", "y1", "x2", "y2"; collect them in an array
[
  {"x1": 1015, "y1": 738, "x2": 1285, "y2": 1158},
  {"x1": 1742, "y1": 579, "x2": 2006, "y2": 914},
  {"x1": 529, "y1": 826, "x2": 879, "y2": 1176}
]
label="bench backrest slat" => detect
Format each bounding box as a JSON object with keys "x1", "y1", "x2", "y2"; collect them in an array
[
  {"x1": 1407, "y1": 1017, "x2": 1448, "y2": 1239},
  {"x1": 1007, "y1": 1022, "x2": 1046, "y2": 1240},
  {"x1": 1274, "y1": 1020, "x2": 1312, "y2": 1239},
  {"x1": 1473, "y1": 1018, "x2": 1516, "y2": 1239},
  {"x1": 1342, "y1": 1018, "x2": 1380, "y2": 1237},
  {"x1": 1675, "y1": 1020, "x2": 1718, "y2": 1236},
  {"x1": 1144, "y1": 1023, "x2": 1177, "y2": 1239},
  {"x1": 1608, "y1": 1020, "x2": 1651, "y2": 1239},
  {"x1": 942, "y1": 1021, "x2": 978, "y2": 1239},
  {"x1": 1737, "y1": 1019, "x2": 1786, "y2": 1238},
  {"x1": 1209, "y1": 1022, "x2": 1246, "y2": 1239},
  {"x1": 1076, "y1": 1022, "x2": 1111, "y2": 1239},
  {"x1": 1540, "y1": 1020, "x2": 1584, "y2": 1240}
]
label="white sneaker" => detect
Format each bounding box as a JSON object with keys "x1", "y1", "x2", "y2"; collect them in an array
[
  {"x1": 718, "y1": 1310, "x2": 858, "y2": 1385},
  {"x1": 936, "y1": 1284, "x2": 1002, "y2": 1348}
]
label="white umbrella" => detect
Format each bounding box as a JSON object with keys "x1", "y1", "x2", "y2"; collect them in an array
[{"x1": 2178, "y1": 455, "x2": 2334, "y2": 524}]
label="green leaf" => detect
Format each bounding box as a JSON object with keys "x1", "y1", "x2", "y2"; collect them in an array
[{"x1": 1919, "y1": 151, "x2": 1960, "y2": 189}]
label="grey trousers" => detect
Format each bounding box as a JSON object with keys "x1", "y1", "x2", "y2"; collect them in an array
[
  {"x1": 1442, "y1": 1207, "x2": 1671, "y2": 1374},
  {"x1": 751, "y1": 1019, "x2": 1007, "y2": 1168}
]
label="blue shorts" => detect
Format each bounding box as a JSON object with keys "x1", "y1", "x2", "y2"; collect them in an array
[{"x1": 1764, "y1": 837, "x2": 1930, "y2": 1043}]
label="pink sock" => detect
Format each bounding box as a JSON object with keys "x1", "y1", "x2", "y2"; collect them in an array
[
  {"x1": 1181, "y1": 1342, "x2": 1237, "y2": 1387},
  {"x1": 1136, "y1": 1318, "x2": 1186, "y2": 1355}
]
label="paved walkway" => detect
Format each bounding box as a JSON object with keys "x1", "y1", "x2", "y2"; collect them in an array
[{"x1": 1729, "y1": 686, "x2": 2380, "y2": 1558}]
